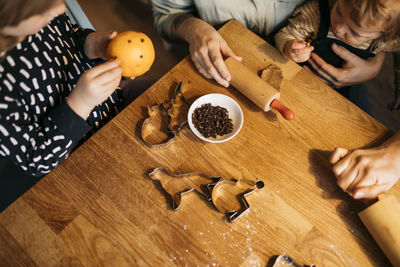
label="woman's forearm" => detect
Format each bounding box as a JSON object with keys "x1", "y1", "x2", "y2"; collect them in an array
[
  {"x1": 171, "y1": 16, "x2": 209, "y2": 43},
  {"x1": 151, "y1": 0, "x2": 196, "y2": 40}
]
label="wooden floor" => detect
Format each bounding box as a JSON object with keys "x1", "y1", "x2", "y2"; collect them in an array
[{"x1": 78, "y1": 0, "x2": 400, "y2": 131}]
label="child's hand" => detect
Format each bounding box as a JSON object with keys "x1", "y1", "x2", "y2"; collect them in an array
[
  {"x1": 67, "y1": 58, "x2": 122, "y2": 119},
  {"x1": 284, "y1": 39, "x2": 314, "y2": 63},
  {"x1": 84, "y1": 31, "x2": 118, "y2": 60}
]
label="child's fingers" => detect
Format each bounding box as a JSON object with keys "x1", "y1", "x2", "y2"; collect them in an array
[
  {"x1": 291, "y1": 46, "x2": 313, "y2": 62},
  {"x1": 101, "y1": 75, "x2": 123, "y2": 89},
  {"x1": 97, "y1": 66, "x2": 122, "y2": 85},
  {"x1": 291, "y1": 39, "x2": 307, "y2": 49},
  {"x1": 108, "y1": 31, "x2": 118, "y2": 39},
  {"x1": 87, "y1": 59, "x2": 120, "y2": 78},
  {"x1": 294, "y1": 46, "x2": 313, "y2": 55}
]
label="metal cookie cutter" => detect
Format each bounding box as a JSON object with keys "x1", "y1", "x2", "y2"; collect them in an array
[
  {"x1": 148, "y1": 168, "x2": 264, "y2": 222},
  {"x1": 167, "y1": 81, "x2": 190, "y2": 135},
  {"x1": 141, "y1": 81, "x2": 190, "y2": 149},
  {"x1": 211, "y1": 178, "x2": 264, "y2": 222},
  {"x1": 148, "y1": 167, "x2": 221, "y2": 210},
  {"x1": 272, "y1": 255, "x2": 315, "y2": 267},
  {"x1": 141, "y1": 100, "x2": 175, "y2": 149}
]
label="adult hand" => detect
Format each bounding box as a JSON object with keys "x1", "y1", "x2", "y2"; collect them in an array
[
  {"x1": 84, "y1": 31, "x2": 118, "y2": 60},
  {"x1": 329, "y1": 134, "x2": 400, "y2": 199},
  {"x1": 283, "y1": 39, "x2": 314, "y2": 63},
  {"x1": 67, "y1": 58, "x2": 122, "y2": 119},
  {"x1": 305, "y1": 43, "x2": 385, "y2": 88},
  {"x1": 173, "y1": 17, "x2": 242, "y2": 87}
]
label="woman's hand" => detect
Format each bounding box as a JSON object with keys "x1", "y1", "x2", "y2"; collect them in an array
[
  {"x1": 305, "y1": 43, "x2": 385, "y2": 88},
  {"x1": 329, "y1": 132, "x2": 400, "y2": 199},
  {"x1": 173, "y1": 17, "x2": 242, "y2": 87},
  {"x1": 84, "y1": 31, "x2": 118, "y2": 60},
  {"x1": 67, "y1": 58, "x2": 122, "y2": 119},
  {"x1": 284, "y1": 39, "x2": 314, "y2": 63}
]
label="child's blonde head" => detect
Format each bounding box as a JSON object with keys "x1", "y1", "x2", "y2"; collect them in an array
[
  {"x1": 350, "y1": 0, "x2": 400, "y2": 43},
  {"x1": 0, "y1": 0, "x2": 65, "y2": 59}
]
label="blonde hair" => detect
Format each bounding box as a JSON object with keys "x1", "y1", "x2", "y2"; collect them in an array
[
  {"x1": 0, "y1": 0, "x2": 64, "y2": 60},
  {"x1": 350, "y1": 0, "x2": 400, "y2": 44}
]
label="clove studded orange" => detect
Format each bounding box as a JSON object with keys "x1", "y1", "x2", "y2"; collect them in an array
[{"x1": 106, "y1": 31, "x2": 155, "y2": 77}]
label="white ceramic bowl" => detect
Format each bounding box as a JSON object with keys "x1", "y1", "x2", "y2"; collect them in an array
[{"x1": 187, "y1": 94, "x2": 244, "y2": 143}]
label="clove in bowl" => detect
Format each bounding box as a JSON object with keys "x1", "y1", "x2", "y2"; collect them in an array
[{"x1": 187, "y1": 94, "x2": 244, "y2": 143}]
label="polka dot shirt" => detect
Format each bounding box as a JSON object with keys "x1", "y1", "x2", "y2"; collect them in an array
[{"x1": 0, "y1": 14, "x2": 124, "y2": 177}]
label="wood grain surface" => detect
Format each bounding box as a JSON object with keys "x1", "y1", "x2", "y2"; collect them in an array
[{"x1": 1, "y1": 20, "x2": 399, "y2": 267}]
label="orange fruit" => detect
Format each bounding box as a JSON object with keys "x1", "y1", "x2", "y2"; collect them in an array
[{"x1": 106, "y1": 31, "x2": 155, "y2": 77}]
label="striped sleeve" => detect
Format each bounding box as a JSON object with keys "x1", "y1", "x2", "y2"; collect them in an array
[
  {"x1": 274, "y1": 0, "x2": 320, "y2": 55},
  {"x1": 151, "y1": 0, "x2": 196, "y2": 40}
]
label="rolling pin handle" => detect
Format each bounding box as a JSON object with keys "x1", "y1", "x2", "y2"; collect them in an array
[{"x1": 270, "y1": 99, "x2": 295, "y2": 120}]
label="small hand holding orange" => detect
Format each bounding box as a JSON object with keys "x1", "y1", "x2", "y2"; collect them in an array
[
  {"x1": 67, "y1": 58, "x2": 122, "y2": 119},
  {"x1": 284, "y1": 39, "x2": 314, "y2": 63},
  {"x1": 84, "y1": 31, "x2": 118, "y2": 60}
]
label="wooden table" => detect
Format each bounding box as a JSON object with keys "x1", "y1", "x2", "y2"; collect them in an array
[{"x1": 1, "y1": 20, "x2": 399, "y2": 266}]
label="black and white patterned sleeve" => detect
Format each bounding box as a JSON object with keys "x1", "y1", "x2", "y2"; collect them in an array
[
  {"x1": 70, "y1": 24, "x2": 95, "y2": 54},
  {"x1": 0, "y1": 89, "x2": 92, "y2": 177}
]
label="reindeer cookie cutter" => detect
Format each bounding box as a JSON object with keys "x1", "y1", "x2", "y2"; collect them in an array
[{"x1": 148, "y1": 167, "x2": 264, "y2": 222}]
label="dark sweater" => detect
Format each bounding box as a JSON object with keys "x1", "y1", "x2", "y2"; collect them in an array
[{"x1": 0, "y1": 14, "x2": 124, "y2": 177}]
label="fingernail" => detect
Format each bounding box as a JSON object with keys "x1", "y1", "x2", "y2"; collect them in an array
[
  {"x1": 332, "y1": 43, "x2": 337, "y2": 49},
  {"x1": 353, "y1": 191, "x2": 364, "y2": 199}
]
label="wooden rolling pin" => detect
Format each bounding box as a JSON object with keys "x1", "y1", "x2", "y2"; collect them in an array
[
  {"x1": 225, "y1": 57, "x2": 294, "y2": 120},
  {"x1": 358, "y1": 195, "x2": 400, "y2": 266}
]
